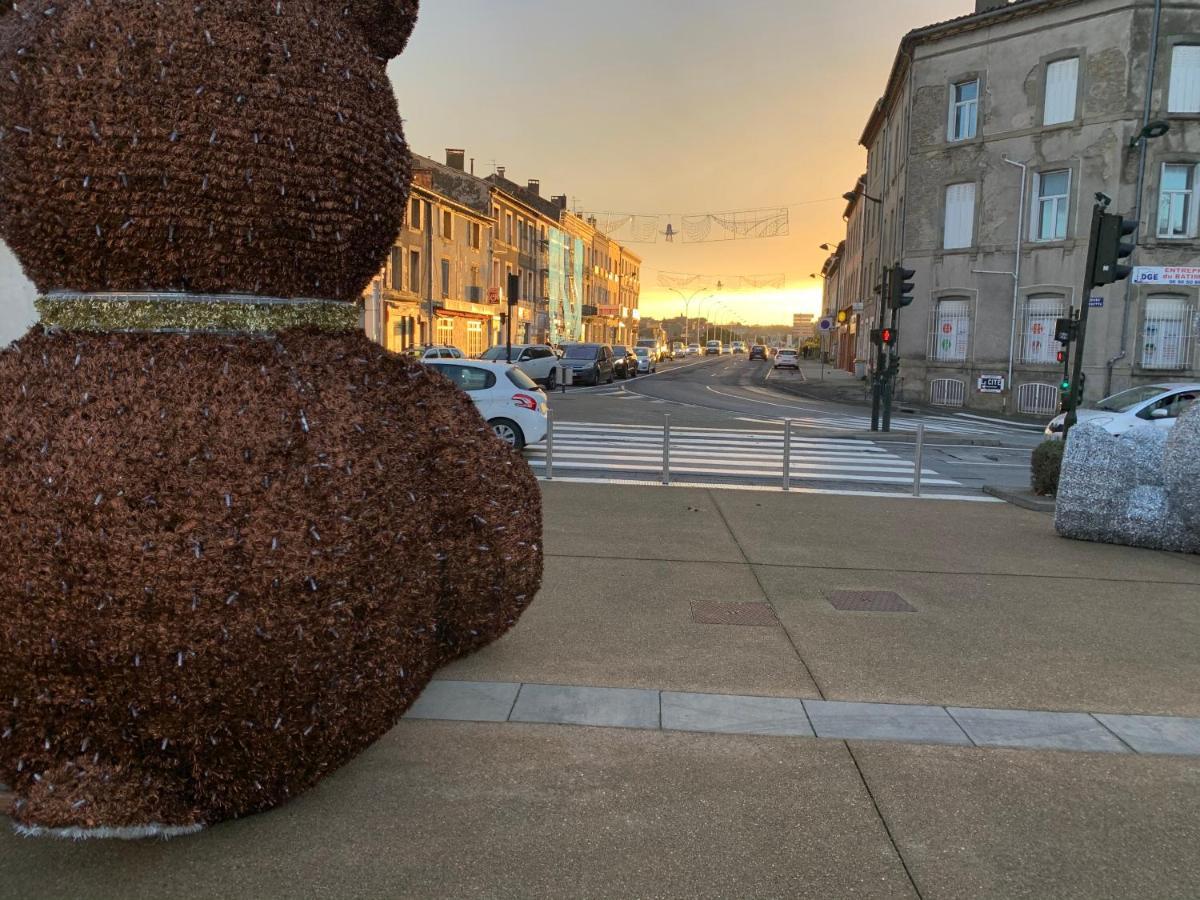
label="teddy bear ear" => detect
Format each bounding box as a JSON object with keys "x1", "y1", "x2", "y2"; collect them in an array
[{"x1": 343, "y1": 1, "x2": 420, "y2": 61}]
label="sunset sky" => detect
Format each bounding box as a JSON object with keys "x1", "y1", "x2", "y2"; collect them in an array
[
  {"x1": 388, "y1": 0, "x2": 972, "y2": 326},
  {"x1": 0, "y1": 0, "x2": 978, "y2": 342}
]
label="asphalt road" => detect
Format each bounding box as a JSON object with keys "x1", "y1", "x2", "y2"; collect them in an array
[{"x1": 536, "y1": 354, "x2": 1044, "y2": 496}]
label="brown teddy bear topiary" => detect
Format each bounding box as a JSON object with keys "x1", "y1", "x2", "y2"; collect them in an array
[{"x1": 0, "y1": 0, "x2": 542, "y2": 839}]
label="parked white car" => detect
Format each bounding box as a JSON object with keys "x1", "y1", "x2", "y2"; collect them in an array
[
  {"x1": 634, "y1": 346, "x2": 658, "y2": 374},
  {"x1": 480, "y1": 344, "x2": 562, "y2": 388},
  {"x1": 774, "y1": 348, "x2": 800, "y2": 370},
  {"x1": 404, "y1": 345, "x2": 463, "y2": 360},
  {"x1": 423, "y1": 360, "x2": 549, "y2": 450},
  {"x1": 1044, "y1": 383, "x2": 1200, "y2": 439}
]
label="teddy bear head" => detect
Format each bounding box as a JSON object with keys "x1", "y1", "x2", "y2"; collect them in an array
[{"x1": 0, "y1": 0, "x2": 420, "y2": 305}]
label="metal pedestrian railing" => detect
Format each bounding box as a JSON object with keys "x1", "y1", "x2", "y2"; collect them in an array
[{"x1": 539, "y1": 411, "x2": 932, "y2": 497}]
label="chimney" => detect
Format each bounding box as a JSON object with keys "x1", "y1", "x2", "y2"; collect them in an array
[
  {"x1": 445, "y1": 148, "x2": 465, "y2": 171},
  {"x1": 551, "y1": 195, "x2": 568, "y2": 211},
  {"x1": 470, "y1": 157, "x2": 475, "y2": 175},
  {"x1": 587, "y1": 216, "x2": 598, "y2": 228},
  {"x1": 974, "y1": 0, "x2": 1008, "y2": 11},
  {"x1": 527, "y1": 179, "x2": 541, "y2": 196},
  {"x1": 496, "y1": 166, "x2": 506, "y2": 180}
]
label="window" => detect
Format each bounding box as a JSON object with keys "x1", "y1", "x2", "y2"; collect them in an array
[
  {"x1": 434, "y1": 364, "x2": 495, "y2": 392},
  {"x1": 1043, "y1": 57, "x2": 1079, "y2": 125},
  {"x1": 1141, "y1": 297, "x2": 1192, "y2": 370},
  {"x1": 389, "y1": 248, "x2": 403, "y2": 290},
  {"x1": 440, "y1": 259, "x2": 451, "y2": 298},
  {"x1": 1168, "y1": 45, "x2": 1200, "y2": 114},
  {"x1": 466, "y1": 321, "x2": 484, "y2": 357},
  {"x1": 943, "y1": 183, "x2": 976, "y2": 250},
  {"x1": 470, "y1": 222, "x2": 481, "y2": 250},
  {"x1": 931, "y1": 298, "x2": 970, "y2": 362},
  {"x1": 408, "y1": 250, "x2": 420, "y2": 293},
  {"x1": 1158, "y1": 163, "x2": 1198, "y2": 238},
  {"x1": 1021, "y1": 296, "x2": 1066, "y2": 364},
  {"x1": 436, "y1": 317, "x2": 455, "y2": 347},
  {"x1": 948, "y1": 79, "x2": 979, "y2": 141},
  {"x1": 505, "y1": 213, "x2": 513, "y2": 245},
  {"x1": 1033, "y1": 170, "x2": 1071, "y2": 241},
  {"x1": 441, "y1": 211, "x2": 453, "y2": 240},
  {"x1": 409, "y1": 198, "x2": 422, "y2": 231}
]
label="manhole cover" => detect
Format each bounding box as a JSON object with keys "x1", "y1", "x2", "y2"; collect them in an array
[
  {"x1": 827, "y1": 591, "x2": 916, "y2": 613},
  {"x1": 690, "y1": 601, "x2": 779, "y2": 627}
]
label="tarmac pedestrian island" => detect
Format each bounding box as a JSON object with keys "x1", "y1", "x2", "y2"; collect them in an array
[{"x1": 0, "y1": 0, "x2": 541, "y2": 839}]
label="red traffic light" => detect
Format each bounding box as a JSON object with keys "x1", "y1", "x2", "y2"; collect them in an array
[
  {"x1": 880, "y1": 328, "x2": 897, "y2": 346},
  {"x1": 1056, "y1": 350, "x2": 1067, "y2": 364}
]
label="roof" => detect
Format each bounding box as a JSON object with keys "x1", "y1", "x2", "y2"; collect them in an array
[
  {"x1": 859, "y1": 0, "x2": 1083, "y2": 147},
  {"x1": 484, "y1": 173, "x2": 565, "y2": 223}
]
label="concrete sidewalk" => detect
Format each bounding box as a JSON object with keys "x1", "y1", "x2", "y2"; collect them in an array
[{"x1": 3, "y1": 483, "x2": 1198, "y2": 899}]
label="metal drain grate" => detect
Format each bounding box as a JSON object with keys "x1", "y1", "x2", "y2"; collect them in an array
[
  {"x1": 690, "y1": 601, "x2": 779, "y2": 627},
  {"x1": 827, "y1": 591, "x2": 916, "y2": 613}
]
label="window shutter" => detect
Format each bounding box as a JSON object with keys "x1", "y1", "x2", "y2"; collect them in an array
[
  {"x1": 1043, "y1": 58, "x2": 1079, "y2": 125},
  {"x1": 1169, "y1": 46, "x2": 1200, "y2": 114},
  {"x1": 944, "y1": 183, "x2": 976, "y2": 250}
]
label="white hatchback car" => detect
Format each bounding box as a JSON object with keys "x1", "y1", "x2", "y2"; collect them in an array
[
  {"x1": 423, "y1": 360, "x2": 549, "y2": 450},
  {"x1": 1044, "y1": 383, "x2": 1200, "y2": 439},
  {"x1": 774, "y1": 348, "x2": 800, "y2": 370}
]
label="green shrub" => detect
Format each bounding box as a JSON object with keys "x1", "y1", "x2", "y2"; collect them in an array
[{"x1": 1031, "y1": 439, "x2": 1065, "y2": 496}]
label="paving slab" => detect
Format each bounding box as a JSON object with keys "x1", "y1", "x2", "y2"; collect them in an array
[
  {"x1": 509, "y1": 684, "x2": 660, "y2": 729},
  {"x1": 541, "y1": 481, "x2": 744, "y2": 563},
  {"x1": 853, "y1": 742, "x2": 1200, "y2": 900},
  {"x1": 403, "y1": 680, "x2": 519, "y2": 723},
  {"x1": 947, "y1": 707, "x2": 1128, "y2": 752},
  {"x1": 756, "y1": 565, "x2": 1200, "y2": 716},
  {"x1": 0, "y1": 723, "x2": 917, "y2": 899},
  {"x1": 661, "y1": 691, "x2": 813, "y2": 737},
  {"x1": 708, "y1": 489, "x2": 1200, "y2": 582},
  {"x1": 439, "y1": 554, "x2": 818, "y2": 698},
  {"x1": 804, "y1": 700, "x2": 971, "y2": 745},
  {"x1": 1092, "y1": 713, "x2": 1200, "y2": 756}
]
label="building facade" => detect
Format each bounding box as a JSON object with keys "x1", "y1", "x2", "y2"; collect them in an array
[
  {"x1": 826, "y1": 0, "x2": 1200, "y2": 415},
  {"x1": 365, "y1": 165, "x2": 497, "y2": 357}
]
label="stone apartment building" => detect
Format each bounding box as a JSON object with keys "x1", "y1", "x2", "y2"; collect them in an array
[
  {"x1": 823, "y1": 0, "x2": 1200, "y2": 416},
  {"x1": 365, "y1": 161, "x2": 496, "y2": 356}
]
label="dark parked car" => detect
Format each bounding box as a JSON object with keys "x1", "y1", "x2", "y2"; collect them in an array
[
  {"x1": 561, "y1": 343, "x2": 615, "y2": 386},
  {"x1": 749, "y1": 345, "x2": 769, "y2": 361},
  {"x1": 611, "y1": 345, "x2": 638, "y2": 379}
]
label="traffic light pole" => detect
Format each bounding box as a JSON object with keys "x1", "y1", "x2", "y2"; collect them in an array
[
  {"x1": 870, "y1": 268, "x2": 890, "y2": 432},
  {"x1": 882, "y1": 298, "x2": 899, "y2": 432},
  {"x1": 1063, "y1": 204, "x2": 1104, "y2": 439}
]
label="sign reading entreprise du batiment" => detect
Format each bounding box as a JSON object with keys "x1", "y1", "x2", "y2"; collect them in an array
[{"x1": 1133, "y1": 266, "x2": 1200, "y2": 287}]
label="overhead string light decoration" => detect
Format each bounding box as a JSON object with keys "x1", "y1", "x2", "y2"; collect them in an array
[
  {"x1": 578, "y1": 205, "x2": 793, "y2": 244},
  {"x1": 656, "y1": 271, "x2": 788, "y2": 291}
]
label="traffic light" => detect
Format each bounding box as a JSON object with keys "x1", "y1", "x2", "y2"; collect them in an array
[
  {"x1": 880, "y1": 327, "x2": 897, "y2": 347},
  {"x1": 890, "y1": 267, "x2": 916, "y2": 310},
  {"x1": 1091, "y1": 213, "x2": 1137, "y2": 287},
  {"x1": 1056, "y1": 349, "x2": 1067, "y2": 364},
  {"x1": 1054, "y1": 318, "x2": 1078, "y2": 345}
]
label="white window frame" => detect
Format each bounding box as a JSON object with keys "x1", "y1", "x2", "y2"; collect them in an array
[
  {"x1": 1020, "y1": 295, "x2": 1067, "y2": 364},
  {"x1": 948, "y1": 79, "x2": 979, "y2": 142},
  {"x1": 1043, "y1": 57, "x2": 1079, "y2": 126},
  {"x1": 1158, "y1": 162, "x2": 1199, "y2": 239},
  {"x1": 436, "y1": 317, "x2": 455, "y2": 347},
  {"x1": 440, "y1": 258, "x2": 451, "y2": 299},
  {"x1": 929, "y1": 298, "x2": 971, "y2": 362},
  {"x1": 1032, "y1": 169, "x2": 1071, "y2": 242},
  {"x1": 943, "y1": 182, "x2": 976, "y2": 250},
  {"x1": 1168, "y1": 45, "x2": 1200, "y2": 114},
  {"x1": 1141, "y1": 296, "x2": 1194, "y2": 370}
]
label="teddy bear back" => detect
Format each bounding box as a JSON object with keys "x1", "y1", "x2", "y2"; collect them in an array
[{"x1": 0, "y1": 0, "x2": 418, "y2": 308}]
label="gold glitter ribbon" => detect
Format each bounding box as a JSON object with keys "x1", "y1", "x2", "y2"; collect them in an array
[{"x1": 37, "y1": 292, "x2": 360, "y2": 335}]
